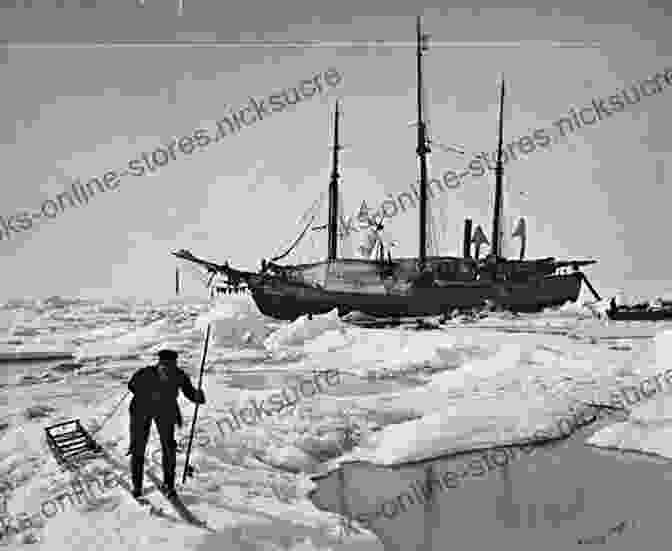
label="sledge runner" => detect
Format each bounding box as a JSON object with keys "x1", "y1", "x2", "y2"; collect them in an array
[{"x1": 127, "y1": 349, "x2": 205, "y2": 499}]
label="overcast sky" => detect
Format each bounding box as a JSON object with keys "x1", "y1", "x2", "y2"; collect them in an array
[{"x1": 0, "y1": 1, "x2": 670, "y2": 302}]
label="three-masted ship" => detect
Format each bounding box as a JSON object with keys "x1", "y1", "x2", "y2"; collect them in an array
[{"x1": 174, "y1": 17, "x2": 599, "y2": 321}]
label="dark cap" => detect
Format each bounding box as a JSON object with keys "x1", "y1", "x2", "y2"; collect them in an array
[{"x1": 157, "y1": 349, "x2": 179, "y2": 362}]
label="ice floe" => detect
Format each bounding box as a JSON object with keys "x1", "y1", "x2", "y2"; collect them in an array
[
  {"x1": 195, "y1": 294, "x2": 271, "y2": 349},
  {"x1": 589, "y1": 328, "x2": 672, "y2": 458},
  {"x1": 264, "y1": 309, "x2": 344, "y2": 352}
]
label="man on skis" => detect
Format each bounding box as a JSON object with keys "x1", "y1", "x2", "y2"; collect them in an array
[{"x1": 127, "y1": 348, "x2": 205, "y2": 499}]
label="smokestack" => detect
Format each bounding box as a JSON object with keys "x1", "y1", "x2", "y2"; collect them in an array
[{"x1": 463, "y1": 219, "x2": 472, "y2": 258}]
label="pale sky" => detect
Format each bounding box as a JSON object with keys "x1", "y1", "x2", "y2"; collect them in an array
[{"x1": 1, "y1": 1, "x2": 671, "y2": 302}]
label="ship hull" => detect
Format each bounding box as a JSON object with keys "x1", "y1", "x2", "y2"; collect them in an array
[{"x1": 249, "y1": 272, "x2": 583, "y2": 320}]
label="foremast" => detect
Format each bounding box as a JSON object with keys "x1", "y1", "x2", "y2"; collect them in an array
[{"x1": 490, "y1": 78, "x2": 506, "y2": 259}]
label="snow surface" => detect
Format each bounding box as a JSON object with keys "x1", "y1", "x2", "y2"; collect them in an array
[{"x1": 0, "y1": 295, "x2": 669, "y2": 549}]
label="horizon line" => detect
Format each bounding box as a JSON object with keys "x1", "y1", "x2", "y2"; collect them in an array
[{"x1": 5, "y1": 40, "x2": 601, "y2": 48}]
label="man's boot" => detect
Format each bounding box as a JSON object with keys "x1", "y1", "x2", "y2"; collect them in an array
[
  {"x1": 160, "y1": 445, "x2": 177, "y2": 498},
  {"x1": 130, "y1": 454, "x2": 144, "y2": 498}
]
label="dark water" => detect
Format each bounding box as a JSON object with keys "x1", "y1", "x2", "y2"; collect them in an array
[{"x1": 309, "y1": 414, "x2": 672, "y2": 551}]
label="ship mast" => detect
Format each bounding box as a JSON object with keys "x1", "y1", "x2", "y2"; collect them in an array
[
  {"x1": 327, "y1": 100, "x2": 341, "y2": 261},
  {"x1": 416, "y1": 16, "x2": 431, "y2": 269},
  {"x1": 490, "y1": 78, "x2": 505, "y2": 259}
]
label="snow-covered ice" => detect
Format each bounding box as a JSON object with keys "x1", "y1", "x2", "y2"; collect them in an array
[
  {"x1": 588, "y1": 328, "x2": 672, "y2": 459},
  {"x1": 0, "y1": 295, "x2": 670, "y2": 550}
]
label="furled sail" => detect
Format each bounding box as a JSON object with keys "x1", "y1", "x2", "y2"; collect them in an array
[
  {"x1": 355, "y1": 202, "x2": 398, "y2": 260},
  {"x1": 359, "y1": 227, "x2": 380, "y2": 259},
  {"x1": 511, "y1": 217, "x2": 527, "y2": 260},
  {"x1": 472, "y1": 225, "x2": 489, "y2": 259},
  {"x1": 355, "y1": 200, "x2": 379, "y2": 259},
  {"x1": 337, "y1": 190, "x2": 355, "y2": 258},
  {"x1": 499, "y1": 175, "x2": 528, "y2": 260}
]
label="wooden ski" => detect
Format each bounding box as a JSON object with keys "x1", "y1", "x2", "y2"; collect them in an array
[{"x1": 95, "y1": 447, "x2": 213, "y2": 531}]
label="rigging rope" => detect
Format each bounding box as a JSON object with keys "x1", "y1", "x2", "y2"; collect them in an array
[
  {"x1": 270, "y1": 192, "x2": 326, "y2": 262},
  {"x1": 425, "y1": 155, "x2": 444, "y2": 257},
  {"x1": 270, "y1": 211, "x2": 319, "y2": 263}
]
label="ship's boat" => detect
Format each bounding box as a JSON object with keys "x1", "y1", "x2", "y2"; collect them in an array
[{"x1": 606, "y1": 301, "x2": 672, "y2": 321}]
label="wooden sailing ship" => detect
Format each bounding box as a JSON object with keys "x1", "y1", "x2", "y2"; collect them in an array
[{"x1": 174, "y1": 17, "x2": 600, "y2": 321}]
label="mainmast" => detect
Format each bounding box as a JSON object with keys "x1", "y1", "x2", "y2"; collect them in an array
[
  {"x1": 490, "y1": 78, "x2": 505, "y2": 259},
  {"x1": 327, "y1": 100, "x2": 341, "y2": 261},
  {"x1": 416, "y1": 16, "x2": 431, "y2": 268}
]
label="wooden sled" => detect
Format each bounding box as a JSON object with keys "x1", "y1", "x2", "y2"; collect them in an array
[{"x1": 44, "y1": 419, "x2": 104, "y2": 471}]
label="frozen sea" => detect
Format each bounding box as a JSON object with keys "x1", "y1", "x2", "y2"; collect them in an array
[{"x1": 1, "y1": 294, "x2": 671, "y2": 550}]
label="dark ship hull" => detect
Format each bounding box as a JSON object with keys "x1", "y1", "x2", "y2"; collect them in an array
[
  {"x1": 249, "y1": 272, "x2": 582, "y2": 320},
  {"x1": 175, "y1": 251, "x2": 591, "y2": 321}
]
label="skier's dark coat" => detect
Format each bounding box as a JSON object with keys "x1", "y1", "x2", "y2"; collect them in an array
[{"x1": 128, "y1": 364, "x2": 202, "y2": 427}]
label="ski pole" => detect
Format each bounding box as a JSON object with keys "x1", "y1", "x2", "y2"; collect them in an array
[{"x1": 182, "y1": 322, "x2": 211, "y2": 483}]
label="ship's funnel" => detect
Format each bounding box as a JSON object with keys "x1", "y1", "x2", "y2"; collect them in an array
[{"x1": 463, "y1": 219, "x2": 472, "y2": 258}]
